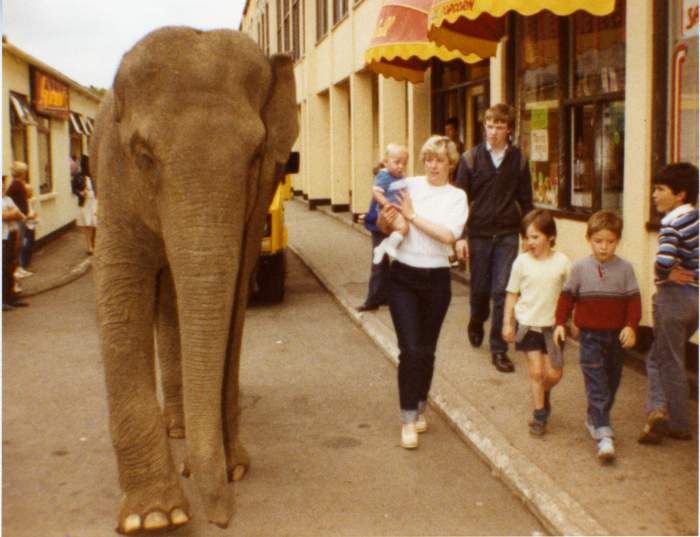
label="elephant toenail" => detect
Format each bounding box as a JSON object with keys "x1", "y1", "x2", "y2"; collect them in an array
[
  {"x1": 232, "y1": 464, "x2": 247, "y2": 481},
  {"x1": 171, "y1": 508, "x2": 189, "y2": 526},
  {"x1": 144, "y1": 511, "x2": 169, "y2": 530},
  {"x1": 122, "y1": 514, "x2": 141, "y2": 533}
]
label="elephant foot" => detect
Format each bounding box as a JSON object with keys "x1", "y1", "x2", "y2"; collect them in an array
[{"x1": 116, "y1": 485, "x2": 190, "y2": 535}]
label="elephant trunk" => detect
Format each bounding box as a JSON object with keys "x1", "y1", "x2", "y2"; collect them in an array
[{"x1": 164, "y1": 215, "x2": 244, "y2": 527}]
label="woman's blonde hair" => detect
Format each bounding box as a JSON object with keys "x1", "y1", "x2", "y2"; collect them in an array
[{"x1": 419, "y1": 135, "x2": 460, "y2": 169}]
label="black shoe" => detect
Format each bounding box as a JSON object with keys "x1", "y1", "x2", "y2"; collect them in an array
[
  {"x1": 528, "y1": 419, "x2": 547, "y2": 437},
  {"x1": 356, "y1": 303, "x2": 379, "y2": 312},
  {"x1": 492, "y1": 352, "x2": 514, "y2": 373},
  {"x1": 468, "y1": 319, "x2": 484, "y2": 347}
]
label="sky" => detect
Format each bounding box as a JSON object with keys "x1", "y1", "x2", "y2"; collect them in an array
[{"x1": 3, "y1": 0, "x2": 248, "y2": 89}]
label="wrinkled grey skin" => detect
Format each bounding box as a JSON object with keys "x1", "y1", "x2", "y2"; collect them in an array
[{"x1": 90, "y1": 27, "x2": 298, "y2": 534}]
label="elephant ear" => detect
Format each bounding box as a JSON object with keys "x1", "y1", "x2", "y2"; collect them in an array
[{"x1": 262, "y1": 54, "x2": 298, "y2": 176}]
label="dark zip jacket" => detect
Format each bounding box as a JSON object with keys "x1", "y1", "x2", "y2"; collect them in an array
[{"x1": 454, "y1": 143, "x2": 533, "y2": 238}]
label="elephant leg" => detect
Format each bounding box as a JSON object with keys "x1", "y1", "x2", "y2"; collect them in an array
[
  {"x1": 96, "y1": 255, "x2": 190, "y2": 534},
  {"x1": 156, "y1": 267, "x2": 185, "y2": 439}
]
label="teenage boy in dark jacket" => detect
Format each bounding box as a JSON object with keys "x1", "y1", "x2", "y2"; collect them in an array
[{"x1": 454, "y1": 103, "x2": 533, "y2": 373}]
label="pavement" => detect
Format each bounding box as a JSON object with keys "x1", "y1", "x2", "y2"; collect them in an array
[{"x1": 12, "y1": 204, "x2": 699, "y2": 536}]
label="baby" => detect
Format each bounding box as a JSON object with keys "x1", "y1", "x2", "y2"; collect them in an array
[{"x1": 372, "y1": 143, "x2": 409, "y2": 263}]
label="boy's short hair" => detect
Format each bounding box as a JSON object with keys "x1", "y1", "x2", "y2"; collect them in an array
[
  {"x1": 10, "y1": 161, "x2": 28, "y2": 178},
  {"x1": 587, "y1": 210, "x2": 623, "y2": 238},
  {"x1": 419, "y1": 135, "x2": 460, "y2": 169},
  {"x1": 521, "y1": 208, "x2": 557, "y2": 246},
  {"x1": 652, "y1": 162, "x2": 699, "y2": 205},
  {"x1": 484, "y1": 103, "x2": 515, "y2": 129}
]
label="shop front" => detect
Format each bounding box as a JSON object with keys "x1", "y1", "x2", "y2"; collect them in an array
[{"x1": 3, "y1": 39, "x2": 102, "y2": 240}]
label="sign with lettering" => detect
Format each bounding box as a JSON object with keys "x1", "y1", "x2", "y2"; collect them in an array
[
  {"x1": 33, "y1": 70, "x2": 70, "y2": 118},
  {"x1": 530, "y1": 129, "x2": 549, "y2": 162}
]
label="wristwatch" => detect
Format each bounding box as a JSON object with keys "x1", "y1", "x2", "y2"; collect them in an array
[{"x1": 408, "y1": 212, "x2": 417, "y2": 222}]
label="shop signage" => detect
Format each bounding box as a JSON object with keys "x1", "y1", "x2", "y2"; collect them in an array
[
  {"x1": 683, "y1": 0, "x2": 699, "y2": 37},
  {"x1": 33, "y1": 70, "x2": 70, "y2": 118},
  {"x1": 530, "y1": 130, "x2": 549, "y2": 162}
]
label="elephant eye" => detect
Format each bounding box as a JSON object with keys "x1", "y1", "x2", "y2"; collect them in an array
[{"x1": 130, "y1": 134, "x2": 156, "y2": 172}]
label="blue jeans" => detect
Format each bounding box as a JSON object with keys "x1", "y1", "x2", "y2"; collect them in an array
[
  {"x1": 645, "y1": 284, "x2": 699, "y2": 432},
  {"x1": 363, "y1": 231, "x2": 390, "y2": 307},
  {"x1": 579, "y1": 329, "x2": 625, "y2": 437},
  {"x1": 468, "y1": 233, "x2": 519, "y2": 353},
  {"x1": 19, "y1": 224, "x2": 35, "y2": 269},
  {"x1": 388, "y1": 261, "x2": 451, "y2": 423}
]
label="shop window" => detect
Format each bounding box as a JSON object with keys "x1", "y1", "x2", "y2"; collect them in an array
[
  {"x1": 515, "y1": 3, "x2": 625, "y2": 215},
  {"x1": 431, "y1": 59, "x2": 490, "y2": 152},
  {"x1": 69, "y1": 111, "x2": 84, "y2": 161},
  {"x1": 668, "y1": 1, "x2": 698, "y2": 166},
  {"x1": 316, "y1": 0, "x2": 328, "y2": 40},
  {"x1": 37, "y1": 115, "x2": 52, "y2": 194},
  {"x1": 333, "y1": 0, "x2": 348, "y2": 25},
  {"x1": 9, "y1": 93, "x2": 33, "y2": 168},
  {"x1": 292, "y1": 0, "x2": 301, "y2": 59}
]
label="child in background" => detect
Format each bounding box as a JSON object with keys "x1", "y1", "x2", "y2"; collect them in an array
[
  {"x1": 638, "y1": 162, "x2": 698, "y2": 444},
  {"x1": 554, "y1": 210, "x2": 641, "y2": 464},
  {"x1": 372, "y1": 144, "x2": 409, "y2": 264},
  {"x1": 503, "y1": 209, "x2": 571, "y2": 437}
]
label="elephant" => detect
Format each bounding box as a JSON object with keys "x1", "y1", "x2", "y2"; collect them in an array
[{"x1": 90, "y1": 27, "x2": 298, "y2": 534}]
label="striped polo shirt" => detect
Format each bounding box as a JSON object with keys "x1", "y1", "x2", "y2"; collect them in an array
[{"x1": 656, "y1": 203, "x2": 699, "y2": 287}]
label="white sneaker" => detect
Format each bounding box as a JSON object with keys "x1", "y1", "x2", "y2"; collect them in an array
[
  {"x1": 401, "y1": 423, "x2": 418, "y2": 449},
  {"x1": 415, "y1": 414, "x2": 427, "y2": 433},
  {"x1": 597, "y1": 437, "x2": 616, "y2": 463}
]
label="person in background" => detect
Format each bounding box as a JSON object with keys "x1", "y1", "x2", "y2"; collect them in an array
[
  {"x1": 454, "y1": 103, "x2": 534, "y2": 374},
  {"x1": 444, "y1": 117, "x2": 464, "y2": 156},
  {"x1": 3, "y1": 174, "x2": 28, "y2": 310},
  {"x1": 502, "y1": 209, "x2": 571, "y2": 437},
  {"x1": 71, "y1": 158, "x2": 98, "y2": 254},
  {"x1": 638, "y1": 162, "x2": 699, "y2": 445},
  {"x1": 554, "y1": 210, "x2": 641, "y2": 463},
  {"x1": 379, "y1": 135, "x2": 468, "y2": 449},
  {"x1": 6, "y1": 161, "x2": 34, "y2": 279}
]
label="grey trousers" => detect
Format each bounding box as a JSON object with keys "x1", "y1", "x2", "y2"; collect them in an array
[{"x1": 645, "y1": 284, "x2": 699, "y2": 432}]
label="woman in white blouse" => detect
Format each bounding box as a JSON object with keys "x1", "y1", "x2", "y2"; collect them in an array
[{"x1": 379, "y1": 135, "x2": 468, "y2": 449}]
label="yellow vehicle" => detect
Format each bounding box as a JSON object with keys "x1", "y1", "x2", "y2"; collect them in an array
[{"x1": 251, "y1": 152, "x2": 299, "y2": 302}]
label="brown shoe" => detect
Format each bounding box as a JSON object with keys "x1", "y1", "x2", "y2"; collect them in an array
[{"x1": 638, "y1": 410, "x2": 668, "y2": 445}]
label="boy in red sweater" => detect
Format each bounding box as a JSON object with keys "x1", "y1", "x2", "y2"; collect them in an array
[{"x1": 554, "y1": 210, "x2": 641, "y2": 463}]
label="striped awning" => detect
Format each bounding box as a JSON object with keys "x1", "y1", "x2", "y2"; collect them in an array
[
  {"x1": 365, "y1": 0, "x2": 481, "y2": 83},
  {"x1": 428, "y1": 0, "x2": 617, "y2": 57}
]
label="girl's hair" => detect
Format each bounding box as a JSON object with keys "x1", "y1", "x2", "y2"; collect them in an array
[
  {"x1": 586, "y1": 210, "x2": 623, "y2": 238},
  {"x1": 521, "y1": 208, "x2": 557, "y2": 246},
  {"x1": 419, "y1": 135, "x2": 460, "y2": 169}
]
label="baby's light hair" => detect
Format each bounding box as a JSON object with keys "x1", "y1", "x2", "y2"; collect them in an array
[
  {"x1": 384, "y1": 143, "x2": 408, "y2": 161},
  {"x1": 419, "y1": 135, "x2": 459, "y2": 169},
  {"x1": 10, "y1": 161, "x2": 28, "y2": 178}
]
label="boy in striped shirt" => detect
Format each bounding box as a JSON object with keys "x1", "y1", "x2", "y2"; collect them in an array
[{"x1": 638, "y1": 162, "x2": 699, "y2": 444}]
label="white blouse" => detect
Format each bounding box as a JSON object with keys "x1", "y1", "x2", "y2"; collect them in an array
[{"x1": 394, "y1": 176, "x2": 468, "y2": 268}]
